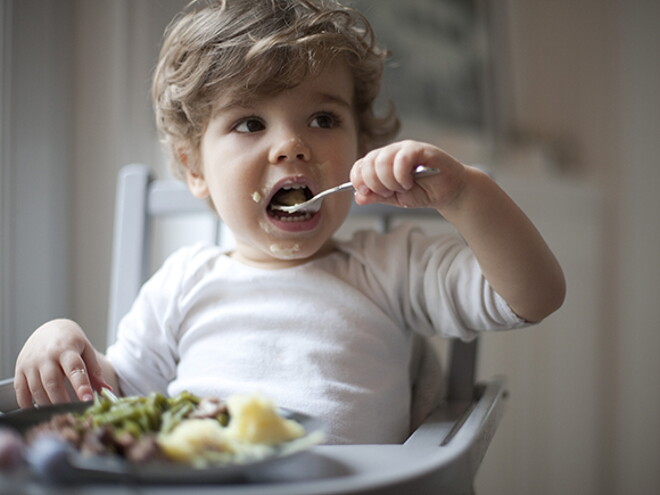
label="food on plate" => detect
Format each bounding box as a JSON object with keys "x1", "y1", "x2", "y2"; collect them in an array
[
  {"x1": 23, "y1": 390, "x2": 316, "y2": 467},
  {"x1": 224, "y1": 394, "x2": 305, "y2": 444},
  {"x1": 0, "y1": 427, "x2": 25, "y2": 472},
  {"x1": 158, "y1": 394, "x2": 306, "y2": 466}
]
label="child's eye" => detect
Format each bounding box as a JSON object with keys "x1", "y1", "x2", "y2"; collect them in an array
[
  {"x1": 310, "y1": 112, "x2": 339, "y2": 129},
  {"x1": 234, "y1": 118, "x2": 265, "y2": 133}
]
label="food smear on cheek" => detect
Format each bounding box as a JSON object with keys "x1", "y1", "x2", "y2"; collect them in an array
[
  {"x1": 259, "y1": 220, "x2": 274, "y2": 234},
  {"x1": 251, "y1": 191, "x2": 263, "y2": 203}
]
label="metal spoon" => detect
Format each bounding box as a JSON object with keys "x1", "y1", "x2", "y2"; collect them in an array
[{"x1": 271, "y1": 165, "x2": 440, "y2": 214}]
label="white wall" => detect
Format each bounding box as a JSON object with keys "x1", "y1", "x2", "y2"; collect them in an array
[
  {"x1": 0, "y1": 0, "x2": 10, "y2": 377},
  {"x1": 71, "y1": 0, "x2": 183, "y2": 349},
  {"x1": 613, "y1": 0, "x2": 660, "y2": 492},
  {"x1": 0, "y1": 0, "x2": 74, "y2": 377},
  {"x1": 477, "y1": 0, "x2": 660, "y2": 493}
]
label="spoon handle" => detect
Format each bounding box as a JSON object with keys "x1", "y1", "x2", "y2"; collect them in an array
[
  {"x1": 320, "y1": 165, "x2": 439, "y2": 200},
  {"x1": 276, "y1": 165, "x2": 440, "y2": 213}
]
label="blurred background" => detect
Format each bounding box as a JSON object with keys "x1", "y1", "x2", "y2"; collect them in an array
[{"x1": 1, "y1": 0, "x2": 658, "y2": 493}]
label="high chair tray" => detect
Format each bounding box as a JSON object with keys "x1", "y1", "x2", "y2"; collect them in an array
[{"x1": 0, "y1": 377, "x2": 507, "y2": 494}]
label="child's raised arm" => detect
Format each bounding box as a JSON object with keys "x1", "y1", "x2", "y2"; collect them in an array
[
  {"x1": 351, "y1": 140, "x2": 566, "y2": 323},
  {"x1": 14, "y1": 319, "x2": 118, "y2": 408}
]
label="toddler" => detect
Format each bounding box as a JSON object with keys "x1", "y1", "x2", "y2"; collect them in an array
[{"x1": 15, "y1": 0, "x2": 565, "y2": 444}]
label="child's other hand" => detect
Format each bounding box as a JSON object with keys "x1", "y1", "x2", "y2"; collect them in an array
[
  {"x1": 14, "y1": 319, "x2": 110, "y2": 408},
  {"x1": 350, "y1": 140, "x2": 467, "y2": 210}
]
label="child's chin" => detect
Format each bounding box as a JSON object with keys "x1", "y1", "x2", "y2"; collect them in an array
[
  {"x1": 265, "y1": 239, "x2": 332, "y2": 263},
  {"x1": 268, "y1": 242, "x2": 304, "y2": 260}
]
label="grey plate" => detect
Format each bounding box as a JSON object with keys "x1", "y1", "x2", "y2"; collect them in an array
[{"x1": 0, "y1": 401, "x2": 323, "y2": 484}]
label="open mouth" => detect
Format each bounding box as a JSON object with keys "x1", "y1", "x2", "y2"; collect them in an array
[{"x1": 267, "y1": 184, "x2": 316, "y2": 222}]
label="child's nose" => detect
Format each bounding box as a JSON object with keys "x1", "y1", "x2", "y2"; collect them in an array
[{"x1": 269, "y1": 135, "x2": 311, "y2": 164}]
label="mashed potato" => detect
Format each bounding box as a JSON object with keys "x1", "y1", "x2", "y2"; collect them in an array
[
  {"x1": 158, "y1": 394, "x2": 306, "y2": 466},
  {"x1": 224, "y1": 394, "x2": 305, "y2": 444}
]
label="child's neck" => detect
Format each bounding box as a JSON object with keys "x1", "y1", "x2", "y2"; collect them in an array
[{"x1": 228, "y1": 239, "x2": 338, "y2": 270}]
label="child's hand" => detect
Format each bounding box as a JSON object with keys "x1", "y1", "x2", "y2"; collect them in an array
[
  {"x1": 14, "y1": 319, "x2": 111, "y2": 408},
  {"x1": 350, "y1": 140, "x2": 467, "y2": 210}
]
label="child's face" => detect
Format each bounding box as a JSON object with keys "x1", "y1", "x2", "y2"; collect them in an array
[{"x1": 188, "y1": 59, "x2": 361, "y2": 268}]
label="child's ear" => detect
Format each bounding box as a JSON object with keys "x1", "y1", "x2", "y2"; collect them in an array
[
  {"x1": 186, "y1": 168, "x2": 209, "y2": 199},
  {"x1": 178, "y1": 149, "x2": 209, "y2": 199}
]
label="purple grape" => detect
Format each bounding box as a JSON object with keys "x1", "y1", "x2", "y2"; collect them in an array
[{"x1": 0, "y1": 427, "x2": 26, "y2": 471}]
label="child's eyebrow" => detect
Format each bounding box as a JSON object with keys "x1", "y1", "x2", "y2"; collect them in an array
[
  {"x1": 316, "y1": 92, "x2": 353, "y2": 110},
  {"x1": 213, "y1": 101, "x2": 256, "y2": 115},
  {"x1": 211, "y1": 92, "x2": 352, "y2": 116}
]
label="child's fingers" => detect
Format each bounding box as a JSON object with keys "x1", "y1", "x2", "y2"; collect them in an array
[
  {"x1": 373, "y1": 149, "x2": 405, "y2": 194},
  {"x1": 361, "y1": 162, "x2": 393, "y2": 198},
  {"x1": 392, "y1": 144, "x2": 423, "y2": 190},
  {"x1": 23, "y1": 369, "x2": 51, "y2": 407},
  {"x1": 357, "y1": 143, "x2": 423, "y2": 197},
  {"x1": 353, "y1": 160, "x2": 403, "y2": 206},
  {"x1": 354, "y1": 152, "x2": 396, "y2": 198},
  {"x1": 80, "y1": 344, "x2": 111, "y2": 393},
  {"x1": 39, "y1": 362, "x2": 73, "y2": 404},
  {"x1": 60, "y1": 351, "x2": 96, "y2": 402},
  {"x1": 13, "y1": 373, "x2": 33, "y2": 409}
]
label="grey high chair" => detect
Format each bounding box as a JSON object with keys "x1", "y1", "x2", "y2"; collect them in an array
[{"x1": 0, "y1": 164, "x2": 507, "y2": 494}]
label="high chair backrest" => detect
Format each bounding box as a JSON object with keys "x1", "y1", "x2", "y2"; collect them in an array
[{"x1": 108, "y1": 164, "x2": 478, "y2": 403}]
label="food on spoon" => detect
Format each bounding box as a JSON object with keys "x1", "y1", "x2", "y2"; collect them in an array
[
  {"x1": 271, "y1": 186, "x2": 310, "y2": 207},
  {"x1": 23, "y1": 390, "x2": 314, "y2": 467}
]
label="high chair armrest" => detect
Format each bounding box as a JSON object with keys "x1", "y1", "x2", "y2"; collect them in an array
[
  {"x1": 404, "y1": 374, "x2": 507, "y2": 451},
  {"x1": 243, "y1": 375, "x2": 508, "y2": 495},
  {"x1": 0, "y1": 377, "x2": 18, "y2": 414}
]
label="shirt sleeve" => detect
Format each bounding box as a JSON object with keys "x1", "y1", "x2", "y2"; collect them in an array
[
  {"x1": 105, "y1": 244, "x2": 209, "y2": 396},
  {"x1": 345, "y1": 224, "x2": 529, "y2": 341}
]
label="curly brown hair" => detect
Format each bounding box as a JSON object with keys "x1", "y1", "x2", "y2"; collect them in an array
[{"x1": 152, "y1": 0, "x2": 400, "y2": 178}]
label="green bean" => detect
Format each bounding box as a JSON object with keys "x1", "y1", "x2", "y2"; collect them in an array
[
  {"x1": 93, "y1": 403, "x2": 143, "y2": 427},
  {"x1": 168, "y1": 390, "x2": 200, "y2": 407},
  {"x1": 217, "y1": 412, "x2": 229, "y2": 427},
  {"x1": 147, "y1": 392, "x2": 167, "y2": 412},
  {"x1": 116, "y1": 421, "x2": 142, "y2": 438},
  {"x1": 101, "y1": 388, "x2": 120, "y2": 403},
  {"x1": 160, "y1": 402, "x2": 195, "y2": 434},
  {"x1": 79, "y1": 390, "x2": 205, "y2": 438}
]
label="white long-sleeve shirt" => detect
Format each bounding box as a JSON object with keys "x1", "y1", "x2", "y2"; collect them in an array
[{"x1": 107, "y1": 224, "x2": 526, "y2": 444}]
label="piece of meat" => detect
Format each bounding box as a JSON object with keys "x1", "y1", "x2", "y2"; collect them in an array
[{"x1": 189, "y1": 397, "x2": 228, "y2": 420}]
